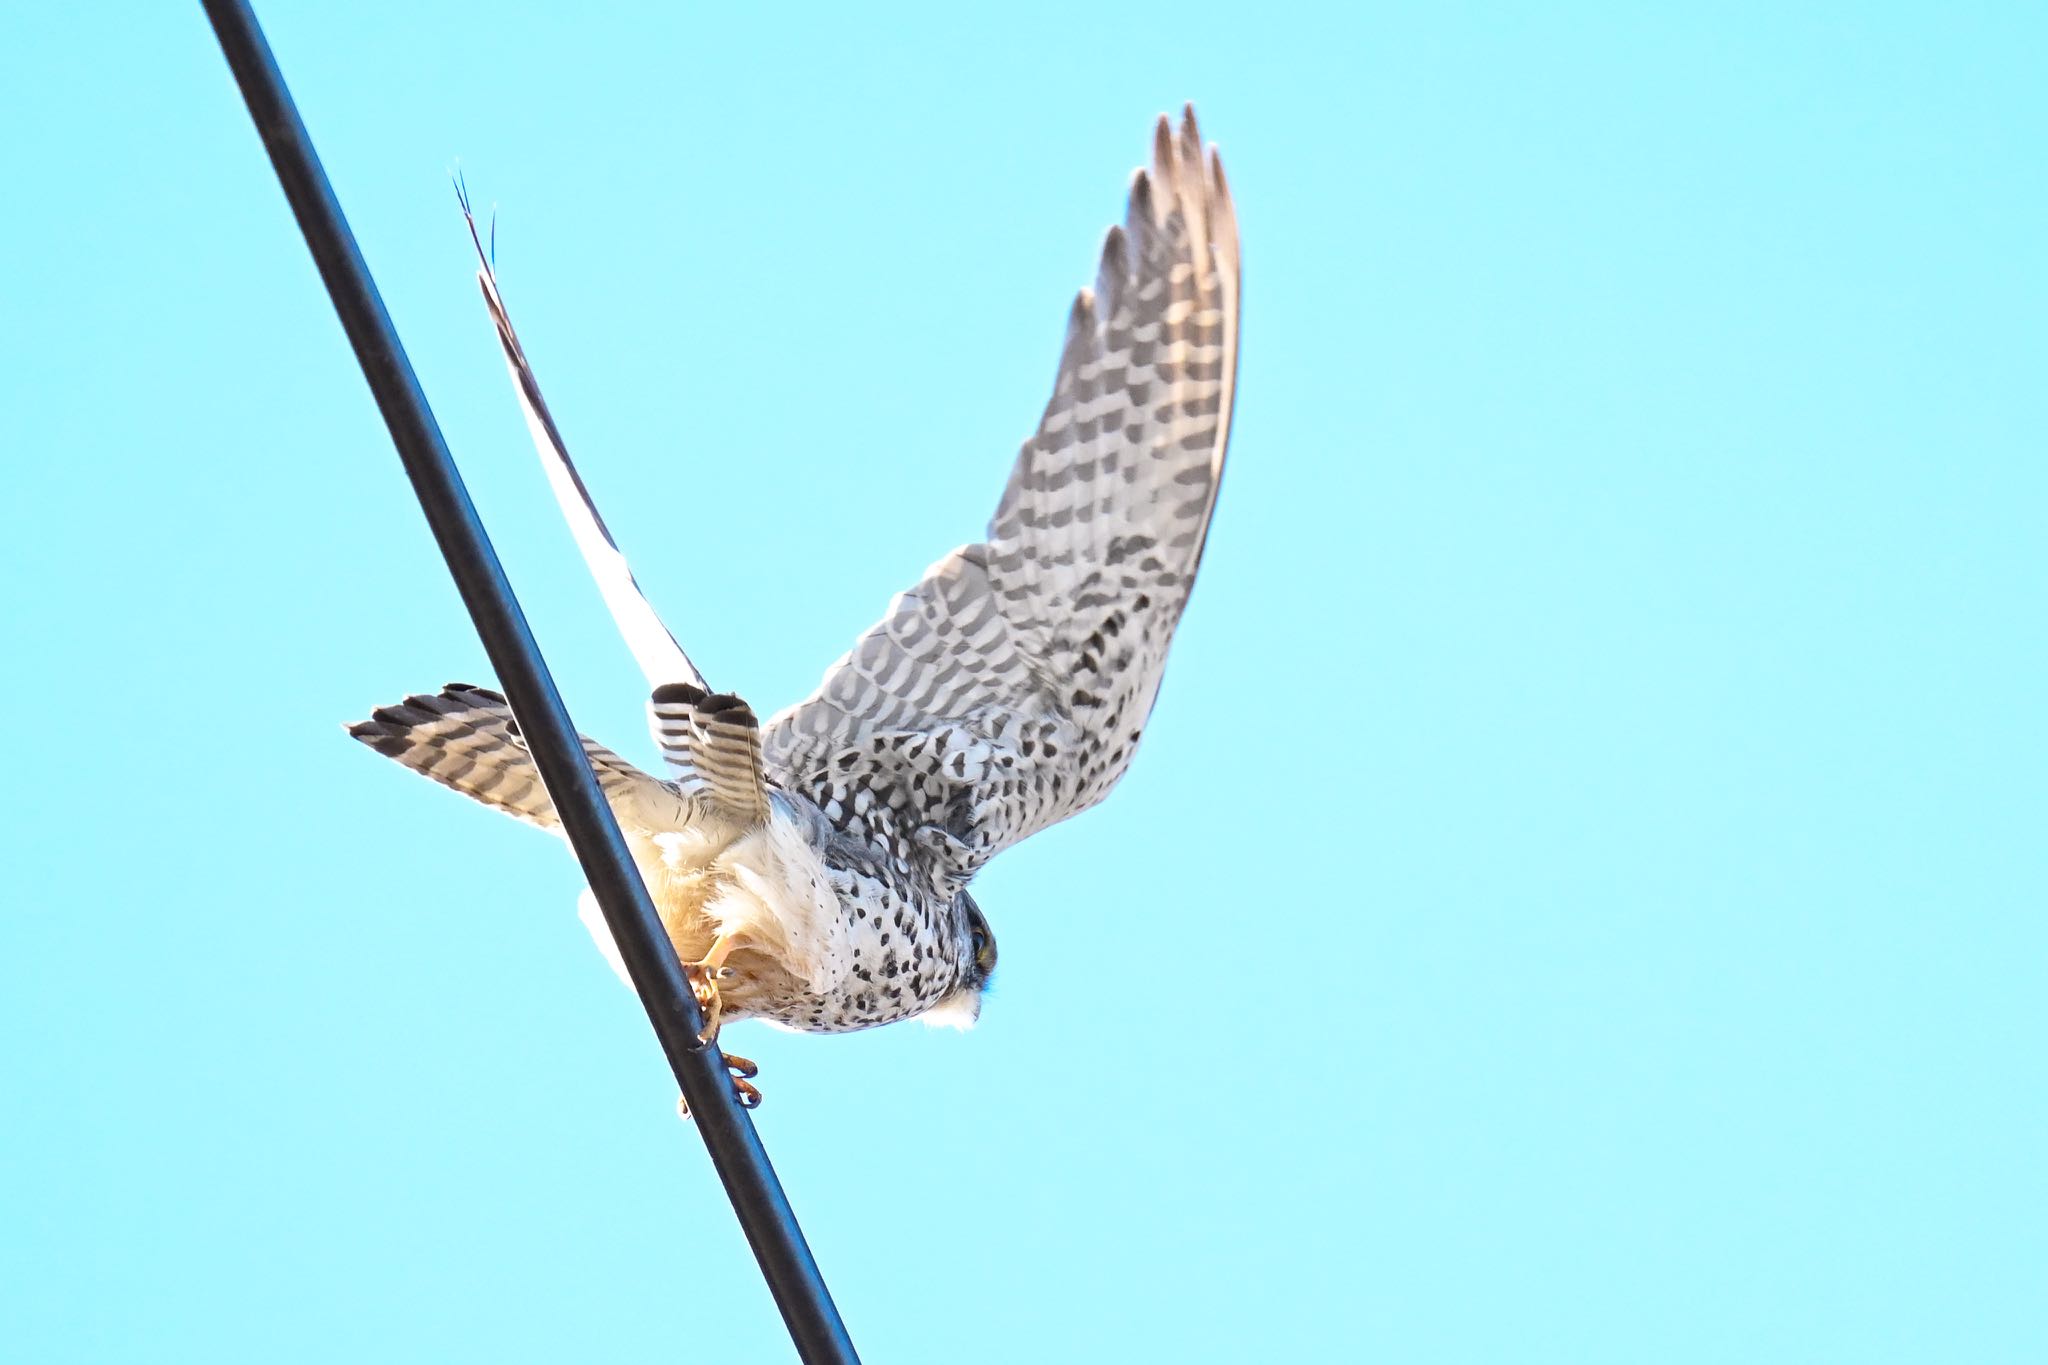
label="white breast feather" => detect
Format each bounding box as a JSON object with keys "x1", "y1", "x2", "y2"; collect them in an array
[
  {"x1": 708, "y1": 808, "x2": 847, "y2": 996},
  {"x1": 576, "y1": 806, "x2": 847, "y2": 997}
]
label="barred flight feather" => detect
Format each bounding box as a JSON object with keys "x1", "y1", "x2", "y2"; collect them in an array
[
  {"x1": 346, "y1": 684, "x2": 668, "y2": 831},
  {"x1": 761, "y1": 105, "x2": 1239, "y2": 877}
]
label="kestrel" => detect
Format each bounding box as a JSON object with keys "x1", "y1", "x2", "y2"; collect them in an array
[{"x1": 350, "y1": 108, "x2": 1240, "y2": 1102}]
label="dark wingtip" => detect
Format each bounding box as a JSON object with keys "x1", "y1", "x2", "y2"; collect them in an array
[
  {"x1": 651, "y1": 681, "x2": 712, "y2": 707},
  {"x1": 454, "y1": 175, "x2": 493, "y2": 274},
  {"x1": 697, "y1": 692, "x2": 761, "y2": 728},
  {"x1": 1128, "y1": 167, "x2": 1157, "y2": 228},
  {"x1": 346, "y1": 717, "x2": 413, "y2": 757},
  {"x1": 352, "y1": 684, "x2": 506, "y2": 744}
]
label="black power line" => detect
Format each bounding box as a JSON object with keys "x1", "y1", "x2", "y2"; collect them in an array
[{"x1": 199, "y1": 4, "x2": 859, "y2": 1360}]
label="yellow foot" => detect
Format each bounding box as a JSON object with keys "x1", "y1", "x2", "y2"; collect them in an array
[
  {"x1": 676, "y1": 1052, "x2": 762, "y2": 1119},
  {"x1": 683, "y1": 934, "x2": 741, "y2": 1046}
]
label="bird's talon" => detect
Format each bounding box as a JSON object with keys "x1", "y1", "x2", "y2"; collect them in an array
[
  {"x1": 684, "y1": 935, "x2": 740, "y2": 1045},
  {"x1": 684, "y1": 962, "x2": 724, "y2": 1045},
  {"x1": 674, "y1": 1057, "x2": 765, "y2": 1120}
]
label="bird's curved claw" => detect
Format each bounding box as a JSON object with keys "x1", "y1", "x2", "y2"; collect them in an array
[
  {"x1": 685, "y1": 961, "x2": 725, "y2": 1045},
  {"x1": 676, "y1": 1051, "x2": 763, "y2": 1120},
  {"x1": 675, "y1": 936, "x2": 757, "y2": 1118},
  {"x1": 684, "y1": 936, "x2": 740, "y2": 1046}
]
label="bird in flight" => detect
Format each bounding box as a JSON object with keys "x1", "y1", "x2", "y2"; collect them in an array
[{"x1": 350, "y1": 107, "x2": 1240, "y2": 1107}]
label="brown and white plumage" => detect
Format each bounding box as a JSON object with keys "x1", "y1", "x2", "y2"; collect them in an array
[
  {"x1": 350, "y1": 684, "x2": 682, "y2": 831},
  {"x1": 353, "y1": 109, "x2": 1240, "y2": 1037}
]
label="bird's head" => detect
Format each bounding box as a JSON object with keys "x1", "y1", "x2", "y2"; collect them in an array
[{"x1": 922, "y1": 890, "x2": 998, "y2": 1030}]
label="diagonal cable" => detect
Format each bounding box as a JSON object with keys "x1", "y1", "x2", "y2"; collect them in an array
[{"x1": 199, "y1": 4, "x2": 859, "y2": 1359}]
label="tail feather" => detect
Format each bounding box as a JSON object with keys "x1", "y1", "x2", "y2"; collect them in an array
[
  {"x1": 649, "y1": 683, "x2": 769, "y2": 826},
  {"x1": 347, "y1": 683, "x2": 663, "y2": 830}
]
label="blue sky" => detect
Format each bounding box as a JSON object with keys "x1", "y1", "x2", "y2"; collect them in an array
[{"x1": 3, "y1": 3, "x2": 2043, "y2": 1361}]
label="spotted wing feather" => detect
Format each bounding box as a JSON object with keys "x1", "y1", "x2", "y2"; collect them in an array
[{"x1": 762, "y1": 107, "x2": 1239, "y2": 880}]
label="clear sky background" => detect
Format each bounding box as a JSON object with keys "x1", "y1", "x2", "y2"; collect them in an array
[{"x1": 3, "y1": 3, "x2": 2043, "y2": 1361}]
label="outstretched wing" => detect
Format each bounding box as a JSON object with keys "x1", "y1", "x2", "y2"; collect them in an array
[
  {"x1": 347, "y1": 684, "x2": 683, "y2": 831},
  {"x1": 459, "y1": 194, "x2": 776, "y2": 820},
  {"x1": 456, "y1": 182, "x2": 710, "y2": 709},
  {"x1": 761, "y1": 107, "x2": 1239, "y2": 882}
]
